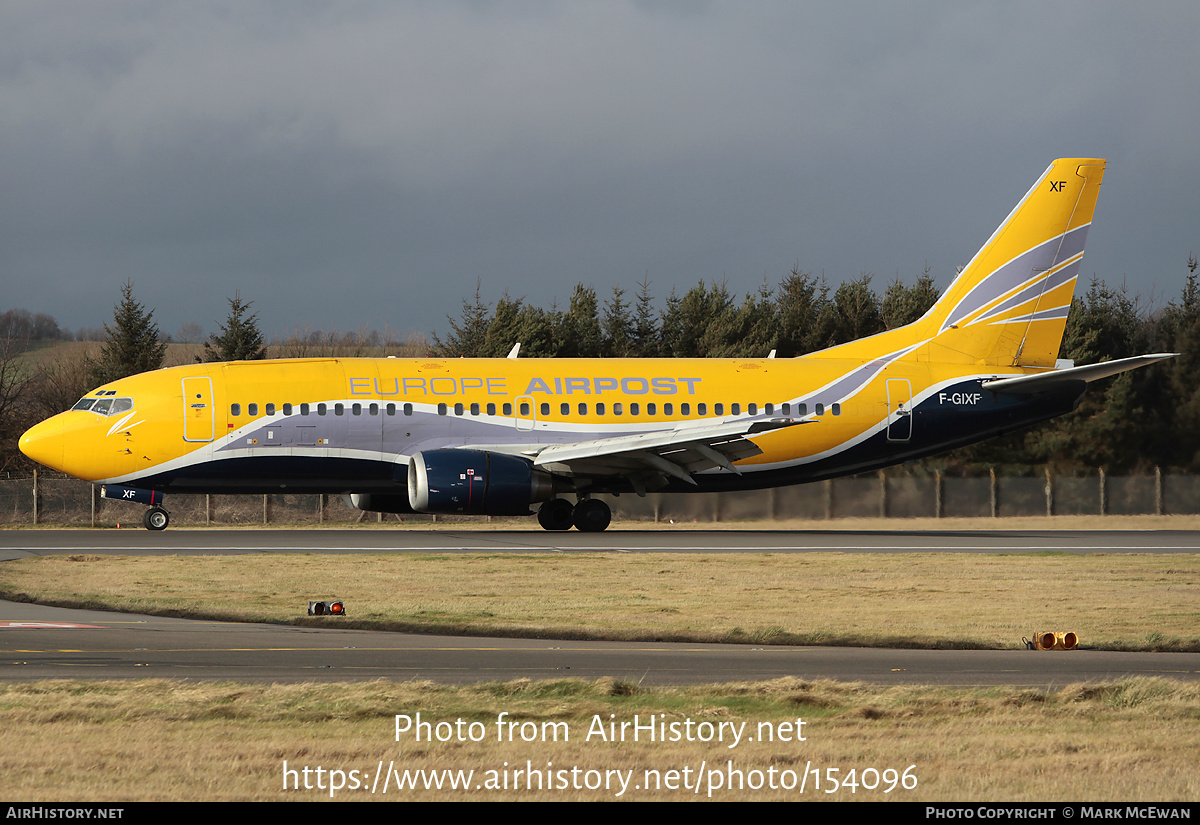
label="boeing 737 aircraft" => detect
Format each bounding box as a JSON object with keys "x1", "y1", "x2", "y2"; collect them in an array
[{"x1": 19, "y1": 158, "x2": 1172, "y2": 531}]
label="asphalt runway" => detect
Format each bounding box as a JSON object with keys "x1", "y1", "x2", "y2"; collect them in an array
[
  {"x1": 2, "y1": 527, "x2": 1199, "y2": 559},
  {"x1": 1, "y1": 528, "x2": 1198, "y2": 686}
]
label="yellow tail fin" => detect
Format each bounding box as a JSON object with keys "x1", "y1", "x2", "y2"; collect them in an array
[{"x1": 918, "y1": 158, "x2": 1106, "y2": 367}]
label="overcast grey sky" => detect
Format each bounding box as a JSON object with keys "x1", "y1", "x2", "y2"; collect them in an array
[{"x1": 3, "y1": 1, "x2": 1198, "y2": 341}]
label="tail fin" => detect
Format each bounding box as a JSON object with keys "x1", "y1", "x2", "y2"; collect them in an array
[{"x1": 919, "y1": 158, "x2": 1106, "y2": 367}]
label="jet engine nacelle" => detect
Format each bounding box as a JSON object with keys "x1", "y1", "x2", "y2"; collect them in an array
[{"x1": 407, "y1": 449, "x2": 553, "y2": 515}]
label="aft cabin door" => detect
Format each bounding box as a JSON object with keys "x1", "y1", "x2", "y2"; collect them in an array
[
  {"x1": 182, "y1": 377, "x2": 215, "y2": 442},
  {"x1": 886, "y1": 379, "x2": 913, "y2": 442}
]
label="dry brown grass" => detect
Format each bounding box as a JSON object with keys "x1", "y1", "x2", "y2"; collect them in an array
[
  {"x1": 2, "y1": 551, "x2": 1197, "y2": 650},
  {"x1": 0, "y1": 677, "x2": 1196, "y2": 801}
]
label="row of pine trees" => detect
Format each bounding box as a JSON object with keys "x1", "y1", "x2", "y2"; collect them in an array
[{"x1": 435, "y1": 269, "x2": 941, "y2": 360}]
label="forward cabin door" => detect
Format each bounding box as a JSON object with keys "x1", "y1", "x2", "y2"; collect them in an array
[{"x1": 182, "y1": 377, "x2": 215, "y2": 442}]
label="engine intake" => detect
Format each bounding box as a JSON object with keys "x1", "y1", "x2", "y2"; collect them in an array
[{"x1": 407, "y1": 449, "x2": 553, "y2": 515}]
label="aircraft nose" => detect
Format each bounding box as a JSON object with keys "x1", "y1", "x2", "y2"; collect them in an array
[{"x1": 19, "y1": 415, "x2": 69, "y2": 473}]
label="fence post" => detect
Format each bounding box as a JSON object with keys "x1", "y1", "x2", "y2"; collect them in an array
[
  {"x1": 32, "y1": 470, "x2": 38, "y2": 525},
  {"x1": 1099, "y1": 468, "x2": 1106, "y2": 516},
  {"x1": 1155, "y1": 467, "x2": 1163, "y2": 515},
  {"x1": 263, "y1": 494, "x2": 270, "y2": 525},
  {"x1": 90, "y1": 483, "x2": 97, "y2": 527},
  {"x1": 934, "y1": 470, "x2": 942, "y2": 518},
  {"x1": 1045, "y1": 467, "x2": 1054, "y2": 516},
  {"x1": 879, "y1": 470, "x2": 887, "y2": 518},
  {"x1": 989, "y1": 467, "x2": 997, "y2": 517}
]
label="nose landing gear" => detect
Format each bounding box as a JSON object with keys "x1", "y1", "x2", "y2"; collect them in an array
[{"x1": 142, "y1": 506, "x2": 170, "y2": 531}]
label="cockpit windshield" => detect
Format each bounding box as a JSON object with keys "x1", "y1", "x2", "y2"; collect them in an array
[{"x1": 71, "y1": 397, "x2": 134, "y2": 416}]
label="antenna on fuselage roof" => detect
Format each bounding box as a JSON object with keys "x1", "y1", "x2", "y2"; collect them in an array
[
  {"x1": 507, "y1": 343, "x2": 521, "y2": 359},
  {"x1": 767, "y1": 349, "x2": 776, "y2": 359}
]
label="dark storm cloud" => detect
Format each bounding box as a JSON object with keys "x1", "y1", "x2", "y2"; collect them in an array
[{"x1": 2, "y1": 2, "x2": 1197, "y2": 340}]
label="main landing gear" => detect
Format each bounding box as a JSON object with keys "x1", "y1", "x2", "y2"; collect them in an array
[
  {"x1": 142, "y1": 506, "x2": 170, "y2": 531},
  {"x1": 537, "y1": 497, "x2": 611, "y2": 532}
]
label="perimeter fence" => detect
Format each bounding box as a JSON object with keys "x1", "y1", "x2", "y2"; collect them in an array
[{"x1": 1, "y1": 468, "x2": 1196, "y2": 527}]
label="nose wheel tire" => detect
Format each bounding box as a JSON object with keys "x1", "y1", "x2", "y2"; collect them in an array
[
  {"x1": 143, "y1": 507, "x2": 170, "y2": 531},
  {"x1": 571, "y1": 498, "x2": 611, "y2": 532}
]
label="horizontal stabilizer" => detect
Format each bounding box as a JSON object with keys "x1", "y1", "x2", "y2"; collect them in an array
[{"x1": 981, "y1": 353, "x2": 1175, "y2": 394}]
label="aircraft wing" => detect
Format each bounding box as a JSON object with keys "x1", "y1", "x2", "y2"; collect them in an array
[
  {"x1": 981, "y1": 353, "x2": 1175, "y2": 394},
  {"x1": 529, "y1": 418, "x2": 807, "y2": 493}
]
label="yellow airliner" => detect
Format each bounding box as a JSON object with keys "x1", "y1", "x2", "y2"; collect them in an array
[{"x1": 20, "y1": 158, "x2": 1172, "y2": 531}]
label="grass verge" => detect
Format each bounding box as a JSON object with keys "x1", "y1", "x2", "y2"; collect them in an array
[
  {"x1": 2, "y1": 551, "x2": 1197, "y2": 650},
  {"x1": 1, "y1": 676, "x2": 1197, "y2": 801}
]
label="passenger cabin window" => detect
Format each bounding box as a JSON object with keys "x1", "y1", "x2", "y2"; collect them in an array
[
  {"x1": 231, "y1": 403, "x2": 241, "y2": 416},
  {"x1": 248, "y1": 403, "x2": 259, "y2": 416},
  {"x1": 266, "y1": 403, "x2": 276, "y2": 415},
  {"x1": 283, "y1": 403, "x2": 293, "y2": 415}
]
